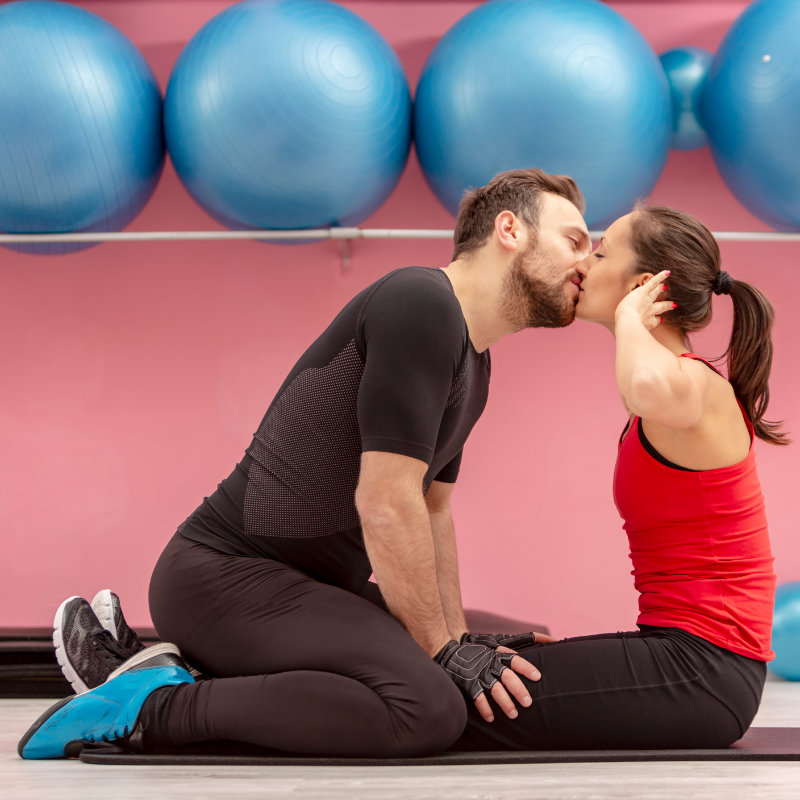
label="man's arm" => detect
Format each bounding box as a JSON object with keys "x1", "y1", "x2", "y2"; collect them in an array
[
  {"x1": 355, "y1": 451, "x2": 451, "y2": 657},
  {"x1": 356, "y1": 451, "x2": 541, "y2": 724},
  {"x1": 425, "y1": 480, "x2": 468, "y2": 643},
  {"x1": 426, "y1": 480, "x2": 556, "y2": 646}
]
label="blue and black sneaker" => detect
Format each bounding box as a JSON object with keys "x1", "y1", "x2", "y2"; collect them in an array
[{"x1": 18, "y1": 649, "x2": 193, "y2": 759}]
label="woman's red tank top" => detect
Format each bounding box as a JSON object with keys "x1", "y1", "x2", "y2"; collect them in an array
[{"x1": 613, "y1": 354, "x2": 775, "y2": 661}]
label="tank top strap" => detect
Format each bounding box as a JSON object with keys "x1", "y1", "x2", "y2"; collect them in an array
[
  {"x1": 679, "y1": 353, "x2": 755, "y2": 436},
  {"x1": 679, "y1": 352, "x2": 724, "y2": 377}
]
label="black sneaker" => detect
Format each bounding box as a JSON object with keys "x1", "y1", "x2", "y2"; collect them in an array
[
  {"x1": 92, "y1": 589, "x2": 205, "y2": 680},
  {"x1": 91, "y1": 589, "x2": 146, "y2": 657},
  {"x1": 53, "y1": 596, "x2": 179, "y2": 694}
]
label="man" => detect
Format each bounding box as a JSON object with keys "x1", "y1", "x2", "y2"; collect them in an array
[{"x1": 19, "y1": 168, "x2": 591, "y2": 760}]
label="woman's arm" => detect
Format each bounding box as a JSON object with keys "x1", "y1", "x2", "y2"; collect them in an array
[{"x1": 614, "y1": 271, "x2": 706, "y2": 429}]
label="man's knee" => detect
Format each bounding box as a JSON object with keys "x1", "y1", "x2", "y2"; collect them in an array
[
  {"x1": 389, "y1": 669, "x2": 467, "y2": 757},
  {"x1": 420, "y1": 674, "x2": 468, "y2": 751}
]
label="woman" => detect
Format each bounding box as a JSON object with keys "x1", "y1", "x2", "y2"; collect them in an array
[{"x1": 455, "y1": 204, "x2": 784, "y2": 751}]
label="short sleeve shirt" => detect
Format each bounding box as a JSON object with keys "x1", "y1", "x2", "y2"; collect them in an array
[{"x1": 179, "y1": 267, "x2": 491, "y2": 591}]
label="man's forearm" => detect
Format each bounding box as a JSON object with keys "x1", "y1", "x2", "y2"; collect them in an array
[
  {"x1": 428, "y1": 507, "x2": 468, "y2": 641},
  {"x1": 359, "y1": 496, "x2": 451, "y2": 657}
]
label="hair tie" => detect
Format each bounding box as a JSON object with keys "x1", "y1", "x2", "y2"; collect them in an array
[{"x1": 712, "y1": 270, "x2": 733, "y2": 295}]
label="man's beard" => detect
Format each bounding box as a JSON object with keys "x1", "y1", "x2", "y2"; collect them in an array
[{"x1": 499, "y1": 244, "x2": 576, "y2": 331}]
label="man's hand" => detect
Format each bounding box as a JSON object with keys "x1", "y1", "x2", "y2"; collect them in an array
[
  {"x1": 434, "y1": 640, "x2": 541, "y2": 723},
  {"x1": 461, "y1": 631, "x2": 557, "y2": 648}
]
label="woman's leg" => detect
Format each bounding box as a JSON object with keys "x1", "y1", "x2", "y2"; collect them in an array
[
  {"x1": 142, "y1": 534, "x2": 466, "y2": 757},
  {"x1": 454, "y1": 627, "x2": 766, "y2": 751}
]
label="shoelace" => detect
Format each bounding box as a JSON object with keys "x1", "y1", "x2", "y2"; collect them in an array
[
  {"x1": 90, "y1": 630, "x2": 132, "y2": 663},
  {"x1": 90, "y1": 724, "x2": 130, "y2": 744}
]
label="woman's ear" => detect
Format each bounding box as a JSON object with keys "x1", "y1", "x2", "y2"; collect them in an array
[{"x1": 627, "y1": 272, "x2": 653, "y2": 293}]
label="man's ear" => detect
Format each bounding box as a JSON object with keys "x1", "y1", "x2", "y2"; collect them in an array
[{"x1": 494, "y1": 211, "x2": 523, "y2": 252}]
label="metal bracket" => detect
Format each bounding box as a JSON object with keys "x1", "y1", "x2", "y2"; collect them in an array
[
  {"x1": 329, "y1": 227, "x2": 360, "y2": 274},
  {"x1": 337, "y1": 238, "x2": 352, "y2": 274}
]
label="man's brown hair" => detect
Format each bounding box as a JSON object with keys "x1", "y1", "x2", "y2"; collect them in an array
[{"x1": 452, "y1": 168, "x2": 585, "y2": 261}]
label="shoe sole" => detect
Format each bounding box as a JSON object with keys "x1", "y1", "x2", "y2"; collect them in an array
[
  {"x1": 17, "y1": 695, "x2": 74, "y2": 758},
  {"x1": 90, "y1": 589, "x2": 118, "y2": 640},
  {"x1": 106, "y1": 643, "x2": 182, "y2": 683},
  {"x1": 53, "y1": 597, "x2": 90, "y2": 695}
]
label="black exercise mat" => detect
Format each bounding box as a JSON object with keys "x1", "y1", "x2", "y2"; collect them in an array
[{"x1": 79, "y1": 727, "x2": 800, "y2": 765}]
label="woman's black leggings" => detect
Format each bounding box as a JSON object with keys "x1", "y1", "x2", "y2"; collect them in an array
[
  {"x1": 144, "y1": 533, "x2": 766, "y2": 756},
  {"x1": 456, "y1": 625, "x2": 765, "y2": 751}
]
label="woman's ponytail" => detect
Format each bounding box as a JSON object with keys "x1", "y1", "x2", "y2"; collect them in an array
[
  {"x1": 631, "y1": 205, "x2": 788, "y2": 445},
  {"x1": 725, "y1": 280, "x2": 788, "y2": 445}
]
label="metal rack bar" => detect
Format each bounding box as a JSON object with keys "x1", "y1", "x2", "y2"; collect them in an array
[{"x1": 1, "y1": 228, "x2": 800, "y2": 243}]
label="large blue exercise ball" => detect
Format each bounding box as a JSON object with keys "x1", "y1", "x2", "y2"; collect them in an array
[
  {"x1": 0, "y1": 1, "x2": 164, "y2": 255},
  {"x1": 770, "y1": 581, "x2": 800, "y2": 681},
  {"x1": 704, "y1": 0, "x2": 800, "y2": 231},
  {"x1": 414, "y1": 0, "x2": 671, "y2": 228},
  {"x1": 165, "y1": 0, "x2": 412, "y2": 233},
  {"x1": 660, "y1": 47, "x2": 713, "y2": 151}
]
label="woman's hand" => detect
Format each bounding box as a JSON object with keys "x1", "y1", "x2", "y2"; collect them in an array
[{"x1": 615, "y1": 270, "x2": 676, "y2": 330}]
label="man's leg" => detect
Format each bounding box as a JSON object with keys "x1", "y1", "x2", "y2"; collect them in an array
[{"x1": 145, "y1": 534, "x2": 466, "y2": 757}]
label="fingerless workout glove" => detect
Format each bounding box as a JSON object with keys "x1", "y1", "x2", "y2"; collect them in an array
[
  {"x1": 433, "y1": 640, "x2": 516, "y2": 700},
  {"x1": 460, "y1": 632, "x2": 537, "y2": 650}
]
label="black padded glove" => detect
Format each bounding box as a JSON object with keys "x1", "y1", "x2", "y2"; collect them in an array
[
  {"x1": 434, "y1": 639, "x2": 516, "y2": 700},
  {"x1": 460, "y1": 632, "x2": 537, "y2": 650}
]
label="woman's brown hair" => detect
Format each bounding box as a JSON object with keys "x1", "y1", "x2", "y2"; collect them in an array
[{"x1": 630, "y1": 205, "x2": 788, "y2": 445}]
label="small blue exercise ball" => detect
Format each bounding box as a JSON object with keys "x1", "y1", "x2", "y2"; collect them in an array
[
  {"x1": 704, "y1": 0, "x2": 800, "y2": 231},
  {"x1": 770, "y1": 581, "x2": 800, "y2": 681},
  {"x1": 660, "y1": 47, "x2": 713, "y2": 150},
  {"x1": 165, "y1": 0, "x2": 411, "y2": 233},
  {"x1": 413, "y1": 0, "x2": 671, "y2": 228},
  {"x1": 0, "y1": 1, "x2": 164, "y2": 255}
]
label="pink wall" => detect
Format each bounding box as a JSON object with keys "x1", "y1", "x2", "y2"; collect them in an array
[{"x1": 2, "y1": 0, "x2": 798, "y2": 637}]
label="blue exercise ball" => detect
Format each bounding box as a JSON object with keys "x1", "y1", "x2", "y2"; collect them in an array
[
  {"x1": 770, "y1": 581, "x2": 800, "y2": 681},
  {"x1": 0, "y1": 1, "x2": 164, "y2": 255},
  {"x1": 704, "y1": 0, "x2": 800, "y2": 231},
  {"x1": 414, "y1": 0, "x2": 671, "y2": 228},
  {"x1": 660, "y1": 47, "x2": 713, "y2": 150},
  {"x1": 165, "y1": 0, "x2": 411, "y2": 233}
]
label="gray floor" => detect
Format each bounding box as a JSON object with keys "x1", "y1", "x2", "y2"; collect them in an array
[{"x1": 4, "y1": 680, "x2": 800, "y2": 800}]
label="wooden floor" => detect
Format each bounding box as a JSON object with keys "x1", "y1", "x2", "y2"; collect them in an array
[{"x1": 4, "y1": 679, "x2": 800, "y2": 800}]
